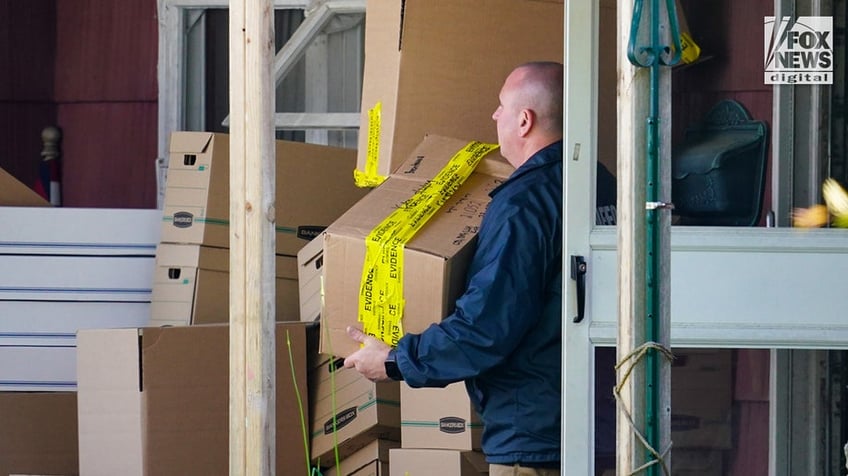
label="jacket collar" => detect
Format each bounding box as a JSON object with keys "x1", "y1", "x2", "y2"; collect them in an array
[{"x1": 490, "y1": 140, "x2": 563, "y2": 197}]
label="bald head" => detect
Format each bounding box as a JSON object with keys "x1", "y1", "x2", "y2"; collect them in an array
[
  {"x1": 492, "y1": 62, "x2": 563, "y2": 168},
  {"x1": 511, "y1": 62, "x2": 563, "y2": 133}
]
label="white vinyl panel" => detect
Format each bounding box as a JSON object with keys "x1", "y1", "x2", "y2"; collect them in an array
[
  {"x1": 0, "y1": 207, "x2": 160, "y2": 255},
  {"x1": 0, "y1": 346, "x2": 78, "y2": 391},
  {"x1": 0, "y1": 255, "x2": 154, "y2": 302},
  {"x1": 588, "y1": 227, "x2": 848, "y2": 348},
  {"x1": 0, "y1": 301, "x2": 150, "y2": 343}
]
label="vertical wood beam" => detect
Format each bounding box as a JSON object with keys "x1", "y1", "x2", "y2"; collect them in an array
[
  {"x1": 616, "y1": 0, "x2": 672, "y2": 473},
  {"x1": 229, "y1": 0, "x2": 276, "y2": 474}
]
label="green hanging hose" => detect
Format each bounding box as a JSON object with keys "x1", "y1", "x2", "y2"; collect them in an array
[{"x1": 627, "y1": 0, "x2": 682, "y2": 474}]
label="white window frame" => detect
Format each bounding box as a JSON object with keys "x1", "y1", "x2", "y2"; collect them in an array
[
  {"x1": 157, "y1": 0, "x2": 365, "y2": 160},
  {"x1": 156, "y1": 0, "x2": 365, "y2": 207}
]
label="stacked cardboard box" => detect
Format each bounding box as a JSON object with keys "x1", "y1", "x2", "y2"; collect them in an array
[
  {"x1": 316, "y1": 135, "x2": 510, "y2": 474},
  {"x1": 76, "y1": 321, "x2": 316, "y2": 475},
  {"x1": 400, "y1": 383, "x2": 482, "y2": 452},
  {"x1": 671, "y1": 350, "x2": 733, "y2": 449},
  {"x1": 304, "y1": 0, "x2": 565, "y2": 469},
  {"x1": 322, "y1": 438, "x2": 399, "y2": 476},
  {"x1": 151, "y1": 243, "x2": 300, "y2": 325},
  {"x1": 320, "y1": 135, "x2": 513, "y2": 357},
  {"x1": 397, "y1": 382, "x2": 487, "y2": 475},
  {"x1": 356, "y1": 0, "x2": 563, "y2": 182},
  {"x1": 389, "y1": 448, "x2": 488, "y2": 476},
  {"x1": 297, "y1": 234, "x2": 324, "y2": 323},
  {"x1": 309, "y1": 356, "x2": 401, "y2": 468},
  {"x1": 152, "y1": 131, "x2": 369, "y2": 326}
]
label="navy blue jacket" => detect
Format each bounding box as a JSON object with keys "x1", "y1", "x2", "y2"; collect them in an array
[{"x1": 395, "y1": 140, "x2": 563, "y2": 465}]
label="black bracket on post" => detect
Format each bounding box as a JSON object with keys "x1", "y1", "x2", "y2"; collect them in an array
[{"x1": 570, "y1": 255, "x2": 587, "y2": 323}]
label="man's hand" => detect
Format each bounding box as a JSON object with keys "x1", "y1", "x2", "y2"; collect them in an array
[{"x1": 343, "y1": 326, "x2": 393, "y2": 382}]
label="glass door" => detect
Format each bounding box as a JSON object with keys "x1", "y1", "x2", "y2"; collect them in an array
[{"x1": 563, "y1": 0, "x2": 848, "y2": 474}]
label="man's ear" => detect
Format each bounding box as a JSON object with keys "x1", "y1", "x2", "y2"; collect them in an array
[{"x1": 518, "y1": 108, "x2": 534, "y2": 137}]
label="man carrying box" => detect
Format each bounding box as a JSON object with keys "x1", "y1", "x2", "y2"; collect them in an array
[{"x1": 344, "y1": 62, "x2": 601, "y2": 475}]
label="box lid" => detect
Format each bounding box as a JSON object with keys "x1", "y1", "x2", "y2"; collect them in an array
[{"x1": 168, "y1": 131, "x2": 214, "y2": 154}]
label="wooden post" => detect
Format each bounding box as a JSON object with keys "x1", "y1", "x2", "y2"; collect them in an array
[
  {"x1": 616, "y1": 0, "x2": 672, "y2": 473},
  {"x1": 40, "y1": 125, "x2": 62, "y2": 206},
  {"x1": 229, "y1": 0, "x2": 276, "y2": 474}
]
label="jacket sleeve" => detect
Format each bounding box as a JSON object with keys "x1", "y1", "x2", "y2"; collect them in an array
[{"x1": 395, "y1": 192, "x2": 555, "y2": 388}]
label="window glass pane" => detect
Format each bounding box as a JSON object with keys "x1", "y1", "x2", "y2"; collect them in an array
[
  {"x1": 595, "y1": 347, "x2": 771, "y2": 475},
  {"x1": 189, "y1": 8, "x2": 363, "y2": 147},
  {"x1": 596, "y1": 347, "x2": 848, "y2": 475},
  {"x1": 199, "y1": 9, "x2": 306, "y2": 141}
]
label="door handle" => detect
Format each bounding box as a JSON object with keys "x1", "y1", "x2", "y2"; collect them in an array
[{"x1": 570, "y1": 255, "x2": 587, "y2": 323}]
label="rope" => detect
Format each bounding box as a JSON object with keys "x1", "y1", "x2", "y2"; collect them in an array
[{"x1": 613, "y1": 341, "x2": 675, "y2": 476}]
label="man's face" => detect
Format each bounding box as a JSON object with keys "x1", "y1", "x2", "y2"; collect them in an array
[{"x1": 492, "y1": 70, "x2": 524, "y2": 168}]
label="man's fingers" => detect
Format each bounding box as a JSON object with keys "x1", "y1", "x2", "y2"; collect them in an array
[{"x1": 346, "y1": 325, "x2": 367, "y2": 343}]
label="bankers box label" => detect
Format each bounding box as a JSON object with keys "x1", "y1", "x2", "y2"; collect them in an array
[{"x1": 764, "y1": 16, "x2": 833, "y2": 85}]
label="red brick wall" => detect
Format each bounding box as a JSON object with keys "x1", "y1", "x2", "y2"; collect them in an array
[
  {"x1": 0, "y1": 0, "x2": 57, "y2": 190},
  {"x1": 55, "y1": 0, "x2": 158, "y2": 208},
  {"x1": 0, "y1": 0, "x2": 158, "y2": 208}
]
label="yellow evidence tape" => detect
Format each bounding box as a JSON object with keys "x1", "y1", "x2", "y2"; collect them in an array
[
  {"x1": 353, "y1": 102, "x2": 388, "y2": 188},
  {"x1": 357, "y1": 141, "x2": 500, "y2": 347},
  {"x1": 680, "y1": 31, "x2": 701, "y2": 64}
]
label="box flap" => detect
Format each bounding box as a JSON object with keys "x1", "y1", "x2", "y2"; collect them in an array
[
  {"x1": 390, "y1": 135, "x2": 510, "y2": 181},
  {"x1": 0, "y1": 167, "x2": 51, "y2": 207},
  {"x1": 168, "y1": 131, "x2": 214, "y2": 154},
  {"x1": 324, "y1": 438, "x2": 399, "y2": 476},
  {"x1": 77, "y1": 327, "x2": 144, "y2": 476},
  {"x1": 297, "y1": 235, "x2": 324, "y2": 267}
]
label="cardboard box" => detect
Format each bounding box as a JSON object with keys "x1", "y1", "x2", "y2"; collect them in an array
[
  {"x1": 0, "y1": 392, "x2": 78, "y2": 476},
  {"x1": 161, "y1": 132, "x2": 370, "y2": 255},
  {"x1": 389, "y1": 448, "x2": 488, "y2": 476},
  {"x1": 322, "y1": 438, "x2": 399, "y2": 476},
  {"x1": 298, "y1": 235, "x2": 324, "y2": 323},
  {"x1": 356, "y1": 0, "x2": 563, "y2": 180},
  {"x1": 150, "y1": 243, "x2": 300, "y2": 326},
  {"x1": 310, "y1": 356, "x2": 401, "y2": 466},
  {"x1": 671, "y1": 350, "x2": 733, "y2": 449},
  {"x1": 401, "y1": 382, "x2": 482, "y2": 451},
  {"x1": 76, "y1": 322, "x2": 316, "y2": 476},
  {"x1": 321, "y1": 135, "x2": 512, "y2": 356},
  {"x1": 671, "y1": 449, "x2": 725, "y2": 476},
  {"x1": 672, "y1": 350, "x2": 733, "y2": 419},
  {"x1": 671, "y1": 413, "x2": 732, "y2": 450},
  {"x1": 0, "y1": 166, "x2": 51, "y2": 207}
]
